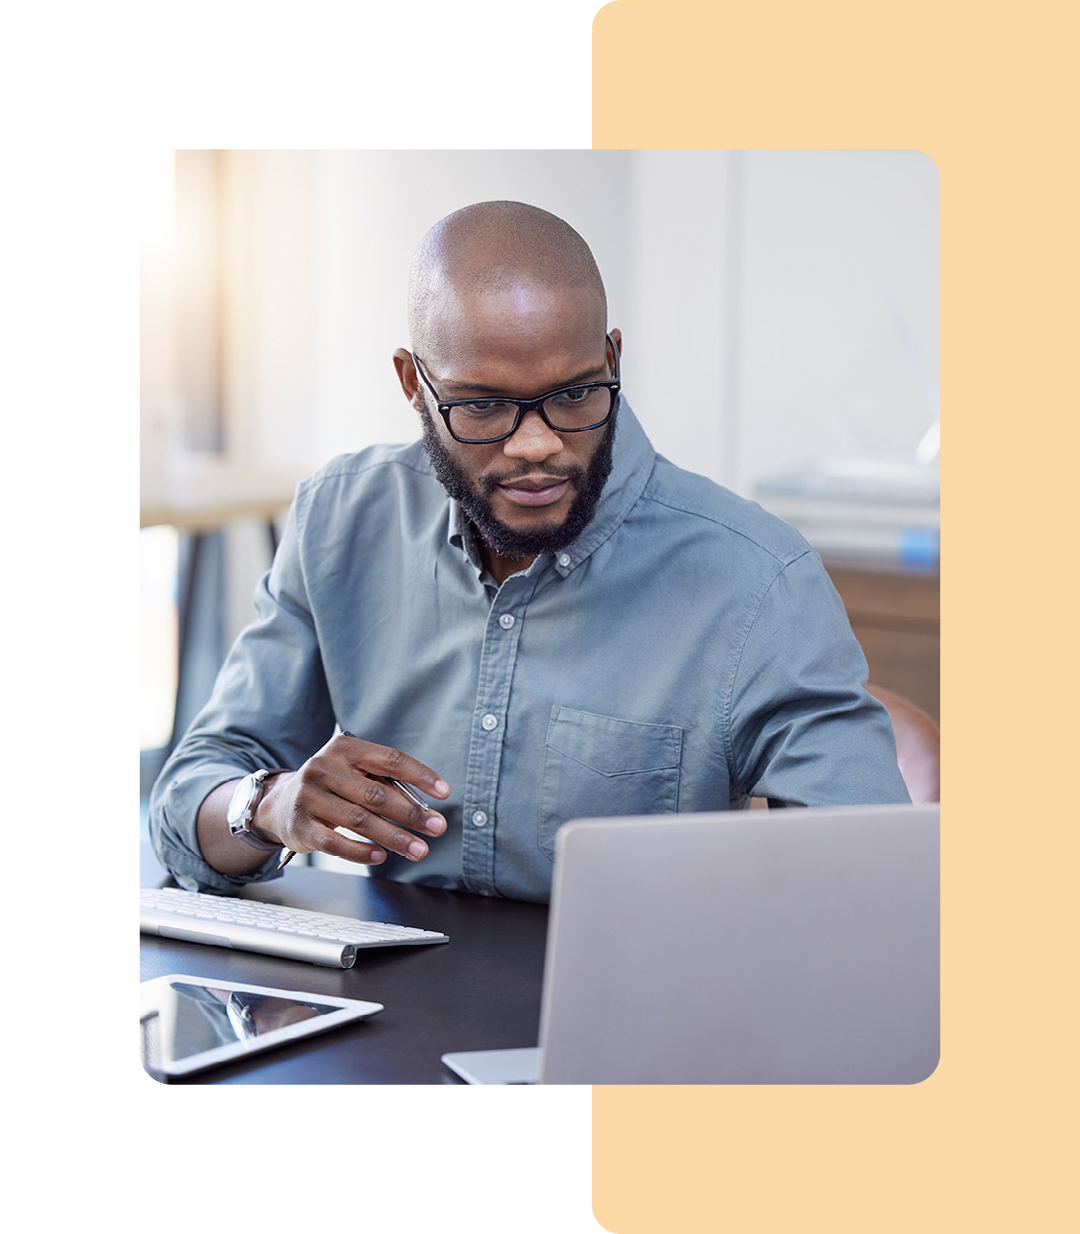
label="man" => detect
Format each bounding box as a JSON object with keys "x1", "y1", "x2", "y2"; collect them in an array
[{"x1": 151, "y1": 200, "x2": 908, "y2": 904}]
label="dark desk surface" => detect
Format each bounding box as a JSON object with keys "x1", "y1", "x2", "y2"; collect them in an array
[{"x1": 140, "y1": 846, "x2": 549, "y2": 1084}]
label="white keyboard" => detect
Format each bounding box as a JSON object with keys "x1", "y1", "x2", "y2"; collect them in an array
[{"x1": 141, "y1": 886, "x2": 449, "y2": 969}]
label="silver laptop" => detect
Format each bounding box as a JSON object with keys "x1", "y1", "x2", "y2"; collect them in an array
[{"x1": 442, "y1": 804, "x2": 939, "y2": 1084}]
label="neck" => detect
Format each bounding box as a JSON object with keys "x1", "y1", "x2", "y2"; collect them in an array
[{"x1": 478, "y1": 535, "x2": 535, "y2": 586}]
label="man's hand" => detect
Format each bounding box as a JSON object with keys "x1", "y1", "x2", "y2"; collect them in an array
[
  {"x1": 197, "y1": 733, "x2": 450, "y2": 875},
  {"x1": 257, "y1": 732, "x2": 451, "y2": 864}
]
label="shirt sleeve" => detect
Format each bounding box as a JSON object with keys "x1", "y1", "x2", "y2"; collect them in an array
[
  {"x1": 727, "y1": 549, "x2": 912, "y2": 807},
  {"x1": 148, "y1": 490, "x2": 338, "y2": 892}
]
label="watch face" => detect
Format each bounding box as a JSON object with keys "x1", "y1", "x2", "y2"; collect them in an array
[{"x1": 227, "y1": 773, "x2": 259, "y2": 829}]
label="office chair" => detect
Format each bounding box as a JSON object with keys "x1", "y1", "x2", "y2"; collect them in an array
[{"x1": 866, "y1": 684, "x2": 941, "y2": 804}]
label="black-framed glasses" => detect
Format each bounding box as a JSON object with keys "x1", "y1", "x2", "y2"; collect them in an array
[{"x1": 412, "y1": 334, "x2": 620, "y2": 444}]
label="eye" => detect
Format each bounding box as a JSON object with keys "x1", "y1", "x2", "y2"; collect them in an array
[{"x1": 551, "y1": 386, "x2": 591, "y2": 406}]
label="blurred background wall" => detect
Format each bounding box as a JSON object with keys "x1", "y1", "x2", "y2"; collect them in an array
[{"x1": 140, "y1": 149, "x2": 939, "y2": 794}]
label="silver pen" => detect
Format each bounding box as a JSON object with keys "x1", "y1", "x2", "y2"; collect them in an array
[{"x1": 277, "y1": 735, "x2": 432, "y2": 869}]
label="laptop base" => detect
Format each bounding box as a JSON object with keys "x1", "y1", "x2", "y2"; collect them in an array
[{"x1": 441, "y1": 1047, "x2": 540, "y2": 1084}]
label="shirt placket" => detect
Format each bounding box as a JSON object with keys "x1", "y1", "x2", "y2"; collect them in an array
[{"x1": 460, "y1": 572, "x2": 537, "y2": 895}]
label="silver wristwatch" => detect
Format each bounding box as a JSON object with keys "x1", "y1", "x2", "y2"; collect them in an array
[{"x1": 227, "y1": 769, "x2": 284, "y2": 851}]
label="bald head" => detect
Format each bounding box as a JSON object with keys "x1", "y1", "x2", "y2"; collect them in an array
[{"x1": 407, "y1": 201, "x2": 607, "y2": 360}]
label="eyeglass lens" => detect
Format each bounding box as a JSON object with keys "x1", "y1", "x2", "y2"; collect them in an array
[{"x1": 448, "y1": 385, "x2": 614, "y2": 442}]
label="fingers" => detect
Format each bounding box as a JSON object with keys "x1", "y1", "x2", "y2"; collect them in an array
[
  {"x1": 321, "y1": 776, "x2": 446, "y2": 861},
  {"x1": 339, "y1": 732, "x2": 451, "y2": 801},
  {"x1": 324, "y1": 761, "x2": 446, "y2": 834},
  {"x1": 281, "y1": 733, "x2": 451, "y2": 867}
]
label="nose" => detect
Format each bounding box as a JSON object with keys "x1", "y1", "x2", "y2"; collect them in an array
[{"x1": 501, "y1": 409, "x2": 564, "y2": 463}]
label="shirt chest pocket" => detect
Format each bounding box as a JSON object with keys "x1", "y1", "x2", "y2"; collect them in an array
[{"x1": 538, "y1": 706, "x2": 683, "y2": 859}]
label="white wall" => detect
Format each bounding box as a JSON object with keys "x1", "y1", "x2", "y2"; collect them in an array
[
  {"x1": 213, "y1": 148, "x2": 937, "y2": 494},
  {"x1": 736, "y1": 150, "x2": 940, "y2": 494},
  {"x1": 621, "y1": 151, "x2": 736, "y2": 486},
  {"x1": 221, "y1": 150, "x2": 636, "y2": 470},
  {"x1": 146, "y1": 149, "x2": 938, "y2": 642}
]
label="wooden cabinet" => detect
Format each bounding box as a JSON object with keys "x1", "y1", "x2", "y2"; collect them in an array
[{"x1": 825, "y1": 562, "x2": 940, "y2": 723}]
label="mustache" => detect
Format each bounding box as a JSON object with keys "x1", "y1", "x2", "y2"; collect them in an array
[{"x1": 477, "y1": 464, "x2": 585, "y2": 497}]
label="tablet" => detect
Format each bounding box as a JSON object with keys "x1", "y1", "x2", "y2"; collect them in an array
[{"x1": 140, "y1": 974, "x2": 383, "y2": 1080}]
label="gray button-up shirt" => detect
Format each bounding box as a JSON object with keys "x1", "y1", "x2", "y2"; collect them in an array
[{"x1": 151, "y1": 402, "x2": 909, "y2": 903}]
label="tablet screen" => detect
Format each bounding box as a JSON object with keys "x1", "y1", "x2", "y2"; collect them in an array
[{"x1": 141, "y1": 974, "x2": 382, "y2": 1079}]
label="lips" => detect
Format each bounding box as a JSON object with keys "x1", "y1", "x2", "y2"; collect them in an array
[{"x1": 496, "y1": 475, "x2": 572, "y2": 508}]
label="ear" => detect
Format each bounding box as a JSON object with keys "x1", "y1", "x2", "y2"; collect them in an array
[
  {"x1": 609, "y1": 328, "x2": 622, "y2": 358},
  {"x1": 392, "y1": 348, "x2": 423, "y2": 410}
]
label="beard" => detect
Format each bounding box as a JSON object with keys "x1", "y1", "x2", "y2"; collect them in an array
[{"x1": 418, "y1": 401, "x2": 617, "y2": 561}]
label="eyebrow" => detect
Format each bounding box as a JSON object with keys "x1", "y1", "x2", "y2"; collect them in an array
[{"x1": 441, "y1": 364, "x2": 609, "y2": 398}]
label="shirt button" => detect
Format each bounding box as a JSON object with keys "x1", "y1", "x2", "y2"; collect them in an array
[
  {"x1": 471, "y1": 810, "x2": 488, "y2": 827},
  {"x1": 481, "y1": 713, "x2": 499, "y2": 731},
  {"x1": 558, "y1": 553, "x2": 571, "y2": 568},
  {"x1": 498, "y1": 613, "x2": 515, "y2": 629}
]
